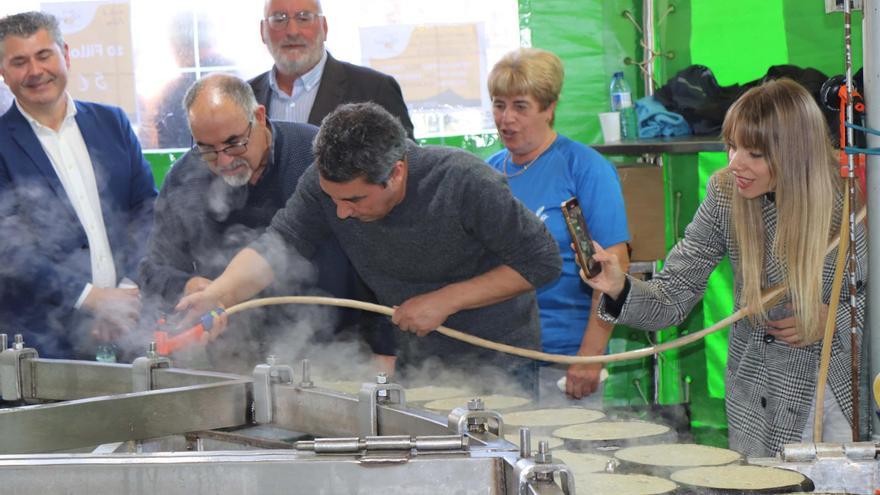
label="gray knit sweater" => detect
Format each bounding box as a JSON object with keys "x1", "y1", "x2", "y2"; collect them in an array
[{"x1": 257, "y1": 142, "x2": 562, "y2": 385}]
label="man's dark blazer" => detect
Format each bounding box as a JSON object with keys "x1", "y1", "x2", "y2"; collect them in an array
[
  {"x1": 0, "y1": 100, "x2": 158, "y2": 358},
  {"x1": 249, "y1": 52, "x2": 415, "y2": 139}
]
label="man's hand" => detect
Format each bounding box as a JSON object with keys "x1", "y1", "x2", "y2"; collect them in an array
[
  {"x1": 175, "y1": 289, "x2": 228, "y2": 340},
  {"x1": 565, "y1": 362, "x2": 604, "y2": 399},
  {"x1": 391, "y1": 291, "x2": 456, "y2": 337},
  {"x1": 82, "y1": 287, "x2": 141, "y2": 341},
  {"x1": 90, "y1": 317, "x2": 122, "y2": 342},
  {"x1": 183, "y1": 276, "x2": 212, "y2": 296}
]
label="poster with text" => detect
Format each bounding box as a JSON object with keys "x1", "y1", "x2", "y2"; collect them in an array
[
  {"x1": 42, "y1": 1, "x2": 135, "y2": 116},
  {"x1": 361, "y1": 23, "x2": 490, "y2": 138}
]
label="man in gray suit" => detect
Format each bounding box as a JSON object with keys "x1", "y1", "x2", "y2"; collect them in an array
[{"x1": 250, "y1": 0, "x2": 415, "y2": 139}]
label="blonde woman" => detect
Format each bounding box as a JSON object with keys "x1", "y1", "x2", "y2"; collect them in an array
[{"x1": 585, "y1": 78, "x2": 867, "y2": 456}]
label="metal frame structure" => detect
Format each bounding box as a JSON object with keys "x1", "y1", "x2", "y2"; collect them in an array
[
  {"x1": 0, "y1": 342, "x2": 575, "y2": 494},
  {"x1": 863, "y1": 0, "x2": 880, "y2": 441}
]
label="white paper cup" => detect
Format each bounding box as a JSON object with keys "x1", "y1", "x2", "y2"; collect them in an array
[{"x1": 599, "y1": 111, "x2": 621, "y2": 143}]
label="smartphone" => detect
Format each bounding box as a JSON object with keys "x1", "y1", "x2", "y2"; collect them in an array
[{"x1": 561, "y1": 197, "x2": 601, "y2": 278}]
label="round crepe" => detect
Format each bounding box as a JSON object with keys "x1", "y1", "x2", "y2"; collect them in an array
[
  {"x1": 614, "y1": 443, "x2": 741, "y2": 468},
  {"x1": 670, "y1": 465, "x2": 808, "y2": 491},
  {"x1": 405, "y1": 385, "x2": 471, "y2": 403},
  {"x1": 551, "y1": 449, "x2": 611, "y2": 474},
  {"x1": 553, "y1": 421, "x2": 670, "y2": 442},
  {"x1": 422, "y1": 394, "x2": 531, "y2": 412},
  {"x1": 503, "y1": 433, "x2": 564, "y2": 450},
  {"x1": 503, "y1": 407, "x2": 605, "y2": 428},
  {"x1": 571, "y1": 473, "x2": 676, "y2": 495},
  {"x1": 874, "y1": 373, "x2": 880, "y2": 409}
]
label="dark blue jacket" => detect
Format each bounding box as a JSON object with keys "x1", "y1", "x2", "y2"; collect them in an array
[{"x1": 0, "y1": 100, "x2": 157, "y2": 358}]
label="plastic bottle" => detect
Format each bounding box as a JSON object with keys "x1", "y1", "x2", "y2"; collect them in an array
[
  {"x1": 610, "y1": 72, "x2": 639, "y2": 140},
  {"x1": 95, "y1": 343, "x2": 117, "y2": 363}
]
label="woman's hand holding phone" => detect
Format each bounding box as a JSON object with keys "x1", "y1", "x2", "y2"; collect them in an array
[{"x1": 578, "y1": 241, "x2": 627, "y2": 300}]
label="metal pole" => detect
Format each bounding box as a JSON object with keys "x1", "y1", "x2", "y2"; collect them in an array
[
  {"x1": 863, "y1": 0, "x2": 880, "y2": 441},
  {"x1": 643, "y1": 0, "x2": 655, "y2": 97},
  {"x1": 843, "y1": 0, "x2": 861, "y2": 442}
]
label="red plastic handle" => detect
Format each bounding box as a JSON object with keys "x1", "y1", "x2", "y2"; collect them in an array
[{"x1": 154, "y1": 324, "x2": 205, "y2": 356}]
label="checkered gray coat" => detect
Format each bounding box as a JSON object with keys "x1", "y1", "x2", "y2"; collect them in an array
[{"x1": 599, "y1": 171, "x2": 867, "y2": 457}]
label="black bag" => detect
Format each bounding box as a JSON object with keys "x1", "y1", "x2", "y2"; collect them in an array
[{"x1": 654, "y1": 65, "x2": 743, "y2": 135}]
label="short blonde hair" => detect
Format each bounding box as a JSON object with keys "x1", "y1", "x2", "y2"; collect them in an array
[{"x1": 488, "y1": 48, "x2": 563, "y2": 120}]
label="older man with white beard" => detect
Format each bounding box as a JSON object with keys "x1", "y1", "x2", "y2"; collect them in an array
[
  {"x1": 249, "y1": 0, "x2": 414, "y2": 139},
  {"x1": 139, "y1": 73, "x2": 394, "y2": 372}
]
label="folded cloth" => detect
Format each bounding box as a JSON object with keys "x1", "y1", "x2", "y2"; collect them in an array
[{"x1": 635, "y1": 95, "x2": 692, "y2": 138}]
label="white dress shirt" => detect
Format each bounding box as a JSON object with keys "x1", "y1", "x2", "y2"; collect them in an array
[{"x1": 17, "y1": 94, "x2": 119, "y2": 308}]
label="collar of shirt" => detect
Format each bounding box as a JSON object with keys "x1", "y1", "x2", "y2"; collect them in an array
[
  {"x1": 17, "y1": 92, "x2": 77, "y2": 132},
  {"x1": 269, "y1": 49, "x2": 328, "y2": 99}
]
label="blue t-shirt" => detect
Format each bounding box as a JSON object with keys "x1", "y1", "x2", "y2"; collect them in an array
[{"x1": 488, "y1": 134, "x2": 630, "y2": 355}]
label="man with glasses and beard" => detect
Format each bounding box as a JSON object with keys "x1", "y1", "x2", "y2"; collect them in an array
[
  {"x1": 139, "y1": 73, "x2": 394, "y2": 372},
  {"x1": 250, "y1": 0, "x2": 415, "y2": 139}
]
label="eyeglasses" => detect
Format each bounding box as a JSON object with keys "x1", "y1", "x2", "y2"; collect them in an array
[
  {"x1": 192, "y1": 122, "x2": 253, "y2": 162},
  {"x1": 265, "y1": 11, "x2": 323, "y2": 31}
]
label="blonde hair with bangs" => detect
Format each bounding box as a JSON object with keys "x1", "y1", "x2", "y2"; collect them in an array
[
  {"x1": 488, "y1": 48, "x2": 563, "y2": 126},
  {"x1": 721, "y1": 78, "x2": 841, "y2": 343}
]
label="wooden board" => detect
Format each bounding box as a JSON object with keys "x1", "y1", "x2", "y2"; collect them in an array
[{"x1": 617, "y1": 166, "x2": 666, "y2": 262}]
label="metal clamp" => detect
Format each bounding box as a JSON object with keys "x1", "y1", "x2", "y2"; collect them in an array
[
  {"x1": 357, "y1": 373, "x2": 406, "y2": 436},
  {"x1": 781, "y1": 441, "x2": 879, "y2": 462},
  {"x1": 515, "y1": 441, "x2": 575, "y2": 495},
  {"x1": 448, "y1": 397, "x2": 504, "y2": 437},
  {"x1": 0, "y1": 334, "x2": 39, "y2": 401},
  {"x1": 131, "y1": 342, "x2": 171, "y2": 392},
  {"x1": 298, "y1": 359, "x2": 314, "y2": 388},
  {"x1": 252, "y1": 355, "x2": 295, "y2": 424},
  {"x1": 515, "y1": 460, "x2": 575, "y2": 495}
]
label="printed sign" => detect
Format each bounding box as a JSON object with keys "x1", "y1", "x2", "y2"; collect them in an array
[
  {"x1": 42, "y1": 1, "x2": 135, "y2": 116},
  {"x1": 361, "y1": 23, "x2": 489, "y2": 137}
]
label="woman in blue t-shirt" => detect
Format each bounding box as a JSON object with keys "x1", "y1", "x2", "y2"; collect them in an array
[{"x1": 486, "y1": 48, "x2": 630, "y2": 405}]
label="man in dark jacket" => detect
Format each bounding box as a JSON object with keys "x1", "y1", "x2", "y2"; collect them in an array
[{"x1": 250, "y1": 0, "x2": 415, "y2": 139}]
